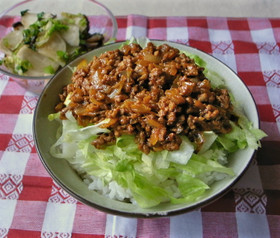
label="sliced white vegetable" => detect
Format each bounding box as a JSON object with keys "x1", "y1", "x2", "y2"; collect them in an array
[
  {"x1": 21, "y1": 12, "x2": 38, "y2": 28},
  {"x1": 60, "y1": 24, "x2": 80, "y2": 46},
  {"x1": 61, "y1": 12, "x2": 87, "y2": 32},
  {"x1": 35, "y1": 21, "x2": 53, "y2": 47},
  {"x1": 43, "y1": 13, "x2": 55, "y2": 19},
  {"x1": 16, "y1": 45, "x2": 59, "y2": 76},
  {"x1": 167, "y1": 137, "x2": 194, "y2": 165},
  {"x1": 198, "y1": 131, "x2": 218, "y2": 154},
  {"x1": 0, "y1": 39, "x2": 12, "y2": 55},
  {"x1": 66, "y1": 44, "x2": 80, "y2": 55},
  {"x1": 0, "y1": 30, "x2": 23, "y2": 54},
  {"x1": 64, "y1": 92, "x2": 73, "y2": 106},
  {"x1": 37, "y1": 32, "x2": 66, "y2": 66}
]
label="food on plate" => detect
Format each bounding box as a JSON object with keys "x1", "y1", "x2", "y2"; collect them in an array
[
  {"x1": 48, "y1": 41, "x2": 266, "y2": 208},
  {"x1": 0, "y1": 10, "x2": 104, "y2": 76}
]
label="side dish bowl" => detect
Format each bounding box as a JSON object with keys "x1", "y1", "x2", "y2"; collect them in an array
[
  {"x1": 33, "y1": 40, "x2": 259, "y2": 217},
  {"x1": 0, "y1": 0, "x2": 117, "y2": 94}
]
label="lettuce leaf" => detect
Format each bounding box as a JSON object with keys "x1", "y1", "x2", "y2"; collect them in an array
[{"x1": 217, "y1": 92, "x2": 267, "y2": 152}]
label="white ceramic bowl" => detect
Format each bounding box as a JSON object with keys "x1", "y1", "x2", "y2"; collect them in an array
[
  {"x1": 33, "y1": 40, "x2": 259, "y2": 217},
  {"x1": 0, "y1": 0, "x2": 117, "y2": 94}
]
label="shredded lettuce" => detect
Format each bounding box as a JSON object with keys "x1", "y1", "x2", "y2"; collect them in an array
[
  {"x1": 49, "y1": 109, "x2": 263, "y2": 208},
  {"x1": 48, "y1": 112, "x2": 60, "y2": 121},
  {"x1": 221, "y1": 92, "x2": 267, "y2": 151}
]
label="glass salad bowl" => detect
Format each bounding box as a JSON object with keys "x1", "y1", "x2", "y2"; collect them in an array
[{"x1": 0, "y1": 0, "x2": 118, "y2": 94}]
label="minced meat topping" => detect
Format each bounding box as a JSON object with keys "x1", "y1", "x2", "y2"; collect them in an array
[{"x1": 55, "y1": 42, "x2": 237, "y2": 154}]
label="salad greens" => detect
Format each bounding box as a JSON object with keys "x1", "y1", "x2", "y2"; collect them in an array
[{"x1": 48, "y1": 39, "x2": 266, "y2": 208}]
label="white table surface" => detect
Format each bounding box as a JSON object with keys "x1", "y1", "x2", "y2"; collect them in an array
[{"x1": 0, "y1": 0, "x2": 279, "y2": 18}]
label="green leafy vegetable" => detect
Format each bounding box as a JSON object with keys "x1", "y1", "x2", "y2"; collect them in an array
[
  {"x1": 48, "y1": 112, "x2": 60, "y2": 121},
  {"x1": 44, "y1": 65, "x2": 55, "y2": 74},
  {"x1": 22, "y1": 22, "x2": 42, "y2": 49},
  {"x1": 20, "y1": 9, "x2": 29, "y2": 16},
  {"x1": 47, "y1": 19, "x2": 69, "y2": 35},
  {"x1": 60, "y1": 12, "x2": 88, "y2": 32},
  {"x1": 57, "y1": 50, "x2": 69, "y2": 62},
  {"x1": 1, "y1": 54, "x2": 32, "y2": 75},
  {"x1": 15, "y1": 60, "x2": 31, "y2": 74},
  {"x1": 37, "y1": 12, "x2": 45, "y2": 21}
]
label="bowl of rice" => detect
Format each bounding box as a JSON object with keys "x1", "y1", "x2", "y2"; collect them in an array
[
  {"x1": 33, "y1": 39, "x2": 266, "y2": 217},
  {"x1": 0, "y1": 0, "x2": 117, "y2": 94}
]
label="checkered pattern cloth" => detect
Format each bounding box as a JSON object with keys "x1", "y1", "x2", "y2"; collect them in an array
[{"x1": 0, "y1": 15, "x2": 280, "y2": 238}]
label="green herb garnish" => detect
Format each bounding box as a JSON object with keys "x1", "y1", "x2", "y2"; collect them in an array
[
  {"x1": 37, "y1": 12, "x2": 45, "y2": 21},
  {"x1": 20, "y1": 9, "x2": 29, "y2": 16},
  {"x1": 57, "y1": 50, "x2": 69, "y2": 62},
  {"x1": 15, "y1": 59, "x2": 32, "y2": 75},
  {"x1": 48, "y1": 19, "x2": 69, "y2": 35},
  {"x1": 44, "y1": 65, "x2": 55, "y2": 74}
]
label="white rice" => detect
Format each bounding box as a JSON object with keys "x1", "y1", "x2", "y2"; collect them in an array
[
  {"x1": 71, "y1": 164, "x2": 230, "y2": 205},
  {"x1": 69, "y1": 147, "x2": 231, "y2": 205}
]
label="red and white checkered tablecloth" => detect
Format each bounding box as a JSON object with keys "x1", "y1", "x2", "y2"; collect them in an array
[{"x1": 0, "y1": 15, "x2": 280, "y2": 238}]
